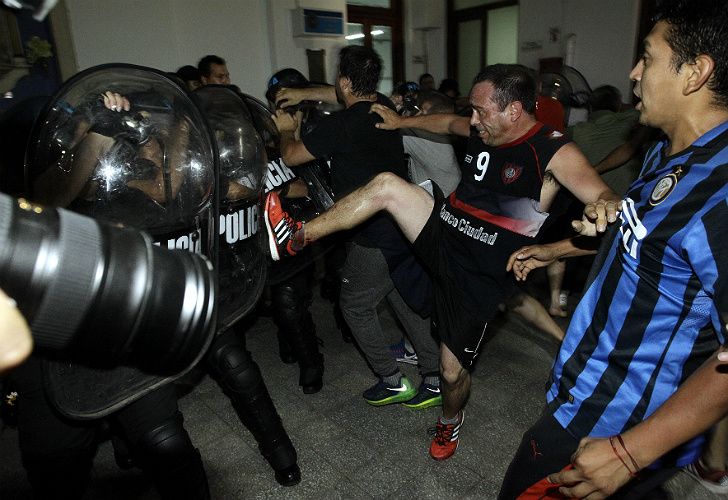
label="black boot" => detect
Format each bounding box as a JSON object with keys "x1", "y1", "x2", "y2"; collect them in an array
[
  {"x1": 271, "y1": 277, "x2": 325, "y2": 393},
  {"x1": 207, "y1": 331, "x2": 300, "y2": 486},
  {"x1": 276, "y1": 331, "x2": 297, "y2": 364},
  {"x1": 288, "y1": 316, "x2": 324, "y2": 394},
  {"x1": 229, "y1": 370, "x2": 301, "y2": 486}
]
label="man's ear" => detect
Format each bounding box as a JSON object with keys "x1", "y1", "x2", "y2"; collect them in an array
[
  {"x1": 683, "y1": 54, "x2": 715, "y2": 96},
  {"x1": 339, "y1": 76, "x2": 351, "y2": 93},
  {"x1": 509, "y1": 101, "x2": 524, "y2": 121}
]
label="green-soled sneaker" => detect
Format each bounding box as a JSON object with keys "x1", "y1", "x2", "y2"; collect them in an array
[
  {"x1": 403, "y1": 381, "x2": 442, "y2": 409},
  {"x1": 363, "y1": 376, "x2": 416, "y2": 406}
]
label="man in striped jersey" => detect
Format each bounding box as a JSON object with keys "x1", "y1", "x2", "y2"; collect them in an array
[{"x1": 500, "y1": 0, "x2": 728, "y2": 497}]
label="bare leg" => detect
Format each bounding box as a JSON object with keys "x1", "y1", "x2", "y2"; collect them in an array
[
  {"x1": 303, "y1": 172, "x2": 434, "y2": 244},
  {"x1": 506, "y1": 292, "x2": 564, "y2": 342},
  {"x1": 547, "y1": 260, "x2": 567, "y2": 317},
  {"x1": 439, "y1": 343, "x2": 470, "y2": 419}
]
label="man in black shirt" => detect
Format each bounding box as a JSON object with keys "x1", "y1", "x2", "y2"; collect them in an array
[{"x1": 270, "y1": 46, "x2": 441, "y2": 411}]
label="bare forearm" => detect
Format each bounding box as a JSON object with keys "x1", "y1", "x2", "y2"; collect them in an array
[
  {"x1": 595, "y1": 143, "x2": 635, "y2": 174},
  {"x1": 623, "y1": 350, "x2": 728, "y2": 470},
  {"x1": 398, "y1": 113, "x2": 470, "y2": 136},
  {"x1": 279, "y1": 130, "x2": 298, "y2": 165},
  {"x1": 548, "y1": 237, "x2": 598, "y2": 260}
]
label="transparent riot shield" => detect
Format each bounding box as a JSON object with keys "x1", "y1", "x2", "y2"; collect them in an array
[
  {"x1": 24, "y1": 64, "x2": 218, "y2": 419},
  {"x1": 192, "y1": 85, "x2": 267, "y2": 330}
]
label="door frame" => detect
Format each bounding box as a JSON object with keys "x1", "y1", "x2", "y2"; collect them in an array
[
  {"x1": 446, "y1": 0, "x2": 517, "y2": 81},
  {"x1": 347, "y1": 0, "x2": 404, "y2": 84}
]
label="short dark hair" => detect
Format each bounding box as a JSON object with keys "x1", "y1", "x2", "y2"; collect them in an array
[
  {"x1": 197, "y1": 55, "x2": 226, "y2": 77},
  {"x1": 338, "y1": 46, "x2": 381, "y2": 96},
  {"x1": 419, "y1": 73, "x2": 434, "y2": 85},
  {"x1": 654, "y1": 0, "x2": 728, "y2": 107},
  {"x1": 418, "y1": 90, "x2": 454, "y2": 114},
  {"x1": 472, "y1": 64, "x2": 537, "y2": 114},
  {"x1": 176, "y1": 65, "x2": 201, "y2": 82},
  {"x1": 589, "y1": 85, "x2": 622, "y2": 113},
  {"x1": 438, "y1": 78, "x2": 460, "y2": 97}
]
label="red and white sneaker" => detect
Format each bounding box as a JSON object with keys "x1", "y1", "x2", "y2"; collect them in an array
[
  {"x1": 429, "y1": 411, "x2": 464, "y2": 461},
  {"x1": 264, "y1": 192, "x2": 302, "y2": 261}
]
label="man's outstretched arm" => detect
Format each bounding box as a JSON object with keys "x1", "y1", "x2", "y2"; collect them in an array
[
  {"x1": 275, "y1": 86, "x2": 337, "y2": 109},
  {"x1": 370, "y1": 103, "x2": 471, "y2": 137},
  {"x1": 548, "y1": 143, "x2": 623, "y2": 234},
  {"x1": 550, "y1": 348, "x2": 728, "y2": 498},
  {"x1": 506, "y1": 237, "x2": 598, "y2": 281}
]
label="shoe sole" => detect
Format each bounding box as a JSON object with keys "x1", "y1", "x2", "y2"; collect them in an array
[
  {"x1": 403, "y1": 395, "x2": 442, "y2": 409},
  {"x1": 430, "y1": 440, "x2": 458, "y2": 461},
  {"x1": 396, "y1": 356, "x2": 419, "y2": 365},
  {"x1": 263, "y1": 195, "x2": 281, "y2": 261},
  {"x1": 364, "y1": 390, "x2": 417, "y2": 406}
]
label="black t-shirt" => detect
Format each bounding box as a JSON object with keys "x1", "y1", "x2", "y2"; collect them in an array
[{"x1": 302, "y1": 93, "x2": 407, "y2": 248}]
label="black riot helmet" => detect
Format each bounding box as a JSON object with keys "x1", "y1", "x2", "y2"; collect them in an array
[{"x1": 265, "y1": 67, "x2": 309, "y2": 104}]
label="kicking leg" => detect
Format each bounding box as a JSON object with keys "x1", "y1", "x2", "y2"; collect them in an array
[{"x1": 265, "y1": 173, "x2": 433, "y2": 259}]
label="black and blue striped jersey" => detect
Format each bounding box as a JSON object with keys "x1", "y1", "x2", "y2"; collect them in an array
[{"x1": 547, "y1": 120, "x2": 728, "y2": 466}]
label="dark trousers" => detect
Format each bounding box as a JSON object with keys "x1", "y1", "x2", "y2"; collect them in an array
[
  {"x1": 498, "y1": 409, "x2": 677, "y2": 499},
  {"x1": 14, "y1": 357, "x2": 207, "y2": 500}
]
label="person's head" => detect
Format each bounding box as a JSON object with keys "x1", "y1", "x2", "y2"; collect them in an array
[
  {"x1": 395, "y1": 81, "x2": 419, "y2": 115},
  {"x1": 438, "y1": 78, "x2": 460, "y2": 99},
  {"x1": 197, "y1": 55, "x2": 230, "y2": 85},
  {"x1": 176, "y1": 65, "x2": 202, "y2": 92},
  {"x1": 336, "y1": 46, "x2": 382, "y2": 103},
  {"x1": 469, "y1": 64, "x2": 537, "y2": 146},
  {"x1": 419, "y1": 73, "x2": 435, "y2": 91},
  {"x1": 418, "y1": 90, "x2": 454, "y2": 115},
  {"x1": 265, "y1": 67, "x2": 309, "y2": 106},
  {"x1": 630, "y1": 0, "x2": 728, "y2": 129},
  {"x1": 589, "y1": 85, "x2": 623, "y2": 113}
]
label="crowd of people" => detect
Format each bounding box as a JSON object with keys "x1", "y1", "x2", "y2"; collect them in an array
[{"x1": 1, "y1": 0, "x2": 728, "y2": 498}]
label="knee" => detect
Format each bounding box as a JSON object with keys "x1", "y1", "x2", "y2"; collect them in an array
[
  {"x1": 206, "y1": 332, "x2": 262, "y2": 391},
  {"x1": 134, "y1": 412, "x2": 194, "y2": 460},
  {"x1": 272, "y1": 283, "x2": 312, "y2": 330},
  {"x1": 369, "y1": 172, "x2": 407, "y2": 210},
  {"x1": 440, "y1": 361, "x2": 467, "y2": 386}
]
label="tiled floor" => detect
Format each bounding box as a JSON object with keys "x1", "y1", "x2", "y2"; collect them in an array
[{"x1": 0, "y1": 277, "x2": 723, "y2": 499}]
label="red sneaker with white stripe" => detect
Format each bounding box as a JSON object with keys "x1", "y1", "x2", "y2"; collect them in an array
[
  {"x1": 429, "y1": 411, "x2": 464, "y2": 461},
  {"x1": 264, "y1": 192, "x2": 302, "y2": 261}
]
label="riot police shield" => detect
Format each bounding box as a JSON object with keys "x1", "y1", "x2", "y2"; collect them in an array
[
  {"x1": 24, "y1": 64, "x2": 218, "y2": 419},
  {"x1": 192, "y1": 85, "x2": 267, "y2": 330}
]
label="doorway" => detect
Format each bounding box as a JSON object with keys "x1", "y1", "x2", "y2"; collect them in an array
[
  {"x1": 447, "y1": 0, "x2": 518, "y2": 90},
  {"x1": 346, "y1": 0, "x2": 403, "y2": 94}
]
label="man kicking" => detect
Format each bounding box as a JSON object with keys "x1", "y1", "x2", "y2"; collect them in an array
[{"x1": 265, "y1": 63, "x2": 618, "y2": 460}]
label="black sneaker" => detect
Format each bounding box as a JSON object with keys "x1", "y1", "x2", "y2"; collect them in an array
[
  {"x1": 402, "y1": 381, "x2": 442, "y2": 409},
  {"x1": 362, "y1": 376, "x2": 416, "y2": 406}
]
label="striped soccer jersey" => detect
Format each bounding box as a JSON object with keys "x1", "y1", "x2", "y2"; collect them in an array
[{"x1": 547, "y1": 120, "x2": 728, "y2": 465}]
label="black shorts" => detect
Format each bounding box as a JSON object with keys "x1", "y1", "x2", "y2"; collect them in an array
[{"x1": 412, "y1": 183, "x2": 504, "y2": 370}]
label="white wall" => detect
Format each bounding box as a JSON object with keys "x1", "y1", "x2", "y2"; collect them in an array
[
  {"x1": 59, "y1": 0, "x2": 639, "y2": 103},
  {"x1": 404, "y1": 0, "x2": 447, "y2": 85},
  {"x1": 518, "y1": 0, "x2": 640, "y2": 100},
  {"x1": 265, "y1": 0, "x2": 348, "y2": 86},
  {"x1": 63, "y1": 0, "x2": 347, "y2": 101}
]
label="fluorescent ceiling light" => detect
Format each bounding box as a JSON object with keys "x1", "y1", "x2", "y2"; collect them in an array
[{"x1": 345, "y1": 29, "x2": 385, "y2": 40}]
